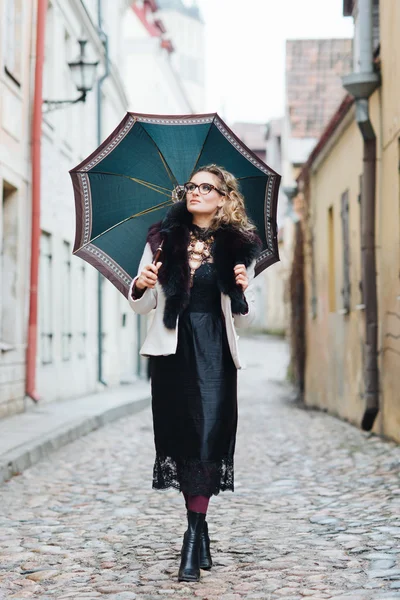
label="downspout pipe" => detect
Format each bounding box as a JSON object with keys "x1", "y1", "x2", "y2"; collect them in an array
[
  {"x1": 96, "y1": 0, "x2": 109, "y2": 386},
  {"x1": 342, "y1": 0, "x2": 380, "y2": 431},
  {"x1": 26, "y1": 0, "x2": 48, "y2": 402}
]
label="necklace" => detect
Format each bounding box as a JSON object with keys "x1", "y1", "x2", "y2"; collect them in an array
[{"x1": 188, "y1": 228, "x2": 214, "y2": 287}]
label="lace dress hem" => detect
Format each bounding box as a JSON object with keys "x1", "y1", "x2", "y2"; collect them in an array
[{"x1": 152, "y1": 454, "x2": 234, "y2": 497}]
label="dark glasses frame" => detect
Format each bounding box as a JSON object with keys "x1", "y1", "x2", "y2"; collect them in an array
[{"x1": 183, "y1": 182, "x2": 226, "y2": 196}]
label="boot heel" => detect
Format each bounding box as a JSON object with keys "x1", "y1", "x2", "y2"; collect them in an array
[{"x1": 199, "y1": 519, "x2": 212, "y2": 570}]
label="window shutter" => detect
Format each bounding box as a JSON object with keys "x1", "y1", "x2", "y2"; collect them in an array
[{"x1": 341, "y1": 190, "x2": 351, "y2": 314}]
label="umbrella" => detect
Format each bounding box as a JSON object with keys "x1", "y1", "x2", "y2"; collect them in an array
[{"x1": 69, "y1": 112, "x2": 281, "y2": 297}]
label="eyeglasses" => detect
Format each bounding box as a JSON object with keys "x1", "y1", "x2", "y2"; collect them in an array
[{"x1": 183, "y1": 182, "x2": 226, "y2": 196}]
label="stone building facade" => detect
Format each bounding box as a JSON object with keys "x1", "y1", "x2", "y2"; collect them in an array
[
  {"x1": 0, "y1": 1, "x2": 37, "y2": 417},
  {"x1": 0, "y1": 0, "x2": 201, "y2": 417}
]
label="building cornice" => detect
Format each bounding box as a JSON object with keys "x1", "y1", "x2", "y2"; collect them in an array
[{"x1": 132, "y1": 2, "x2": 174, "y2": 53}]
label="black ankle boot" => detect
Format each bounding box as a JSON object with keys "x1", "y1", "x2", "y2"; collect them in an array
[
  {"x1": 199, "y1": 519, "x2": 212, "y2": 570},
  {"x1": 178, "y1": 510, "x2": 206, "y2": 582}
]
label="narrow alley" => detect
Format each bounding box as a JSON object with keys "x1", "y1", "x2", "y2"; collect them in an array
[{"x1": 1, "y1": 335, "x2": 400, "y2": 599}]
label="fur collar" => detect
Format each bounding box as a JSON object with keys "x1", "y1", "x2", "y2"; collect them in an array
[{"x1": 146, "y1": 201, "x2": 262, "y2": 329}]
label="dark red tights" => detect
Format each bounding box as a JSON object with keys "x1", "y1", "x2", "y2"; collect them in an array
[{"x1": 182, "y1": 492, "x2": 210, "y2": 514}]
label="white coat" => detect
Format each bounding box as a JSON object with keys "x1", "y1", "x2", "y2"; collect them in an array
[{"x1": 128, "y1": 242, "x2": 257, "y2": 369}]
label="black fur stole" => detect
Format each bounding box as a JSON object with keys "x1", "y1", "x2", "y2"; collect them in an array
[{"x1": 146, "y1": 201, "x2": 262, "y2": 329}]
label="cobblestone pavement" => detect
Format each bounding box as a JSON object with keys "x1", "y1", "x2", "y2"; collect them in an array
[{"x1": 1, "y1": 334, "x2": 400, "y2": 600}]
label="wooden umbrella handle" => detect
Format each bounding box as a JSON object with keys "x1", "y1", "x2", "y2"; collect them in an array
[
  {"x1": 152, "y1": 241, "x2": 164, "y2": 265},
  {"x1": 132, "y1": 241, "x2": 164, "y2": 298}
]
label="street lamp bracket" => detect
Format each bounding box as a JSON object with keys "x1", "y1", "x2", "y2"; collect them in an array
[{"x1": 43, "y1": 40, "x2": 99, "y2": 113}]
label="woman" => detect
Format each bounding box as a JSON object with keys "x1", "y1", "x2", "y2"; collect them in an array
[{"x1": 128, "y1": 164, "x2": 261, "y2": 582}]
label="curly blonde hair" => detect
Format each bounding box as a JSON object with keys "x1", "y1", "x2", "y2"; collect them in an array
[{"x1": 183, "y1": 164, "x2": 256, "y2": 232}]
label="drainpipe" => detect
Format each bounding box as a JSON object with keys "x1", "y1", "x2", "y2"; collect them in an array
[
  {"x1": 96, "y1": 0, "x2": 109, "y2": 386},
  {"x1": 342, "y1": 0, "x2": 380, "y2": 431},
  {"x1": 26, "y1": 0, "x2": 48, "y2": 402}
]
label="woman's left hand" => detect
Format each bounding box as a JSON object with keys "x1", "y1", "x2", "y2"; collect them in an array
[{"x1": 234, "y1": 263, "x2": 249, "y2": 292}]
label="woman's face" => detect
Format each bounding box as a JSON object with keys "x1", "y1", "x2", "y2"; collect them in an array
[{"x1": 185, "y1": 171, "x2": 226, "y2": 218}]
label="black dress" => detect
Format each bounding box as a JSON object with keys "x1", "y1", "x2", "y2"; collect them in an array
[{"x1": 150, "y1": 256, "x2": 238, "y2": 497}]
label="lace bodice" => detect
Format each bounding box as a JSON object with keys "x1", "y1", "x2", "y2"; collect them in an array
[{"x1": 186, "y1": 262, "x2": 221, "y2": 314}]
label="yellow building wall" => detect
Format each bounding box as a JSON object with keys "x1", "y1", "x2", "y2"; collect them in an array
[
  {"x1": 377, "y1": 0, "x2": 400, "y2": 441},
  {"x1": 304, "y1": 0, "x2": 400, "y2": 441},
  {"x1": 305, "y1": 116, "x2": 366, "y2": 426}
]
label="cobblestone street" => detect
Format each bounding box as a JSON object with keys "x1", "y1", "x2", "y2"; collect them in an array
[{"x1": 1, "y1": 334, "x2": 400, "y2": 600}]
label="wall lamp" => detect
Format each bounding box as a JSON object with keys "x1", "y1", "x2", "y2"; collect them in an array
[{"x1": 43, "y1": 40, "x2": 99, "y2": 113}]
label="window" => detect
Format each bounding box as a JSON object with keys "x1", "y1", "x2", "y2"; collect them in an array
[
  {"x1": 60, "y1": 29, "x2": 73, "y2": 145},
  {"x1": 1, "y1": 181, "x2": 18, "y2": 347},
  {"x1": 341, "y1": 190, "x2": 351, "y2": 313},
  {"x1": 328, "y1": 206, "x2": 336, "y2": 313},
  {"x1": 43, "y1": 3, "x2": 54, "y2": 104},
  {"x1": 179, "y1": 54, "x2": 199, "y2": 83},
  {"x1": 310, "y1": 231, "x2": 317, "y2": 319},
  {"x1": 77, "y1": 264, "x2": 87, "y2": 359},
  {"x1": 187, "y1": 57, "x2": 199, "y2": 83},
  {"x1": 3, "y1": 0, "x2": 23, "y2": 84},
  {"x1": 61, "y1": 241, "x2": 72, "y2": 361},
  {"x1": 358, "y1": 174, "x2": 364, "y2": 304},
  {"x1": 39, "y1": 232, "x2": 53, "y2": 364}
]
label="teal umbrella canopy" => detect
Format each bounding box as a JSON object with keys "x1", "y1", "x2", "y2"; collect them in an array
[{"x1": 70, "y1": 112, "x2": 281, "y2": 298}]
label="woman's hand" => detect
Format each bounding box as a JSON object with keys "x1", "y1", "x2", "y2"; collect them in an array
[
  {"x1": 136, "y1": 262, "x2": 162, "y2": 290},
  {"x1": 234, "y1": 263, "x2": 249, "y2": 292}
]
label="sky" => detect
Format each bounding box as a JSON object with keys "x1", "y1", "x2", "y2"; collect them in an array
[{"x1": 191, "y1": 0, "x2": 354, "y2": 124}]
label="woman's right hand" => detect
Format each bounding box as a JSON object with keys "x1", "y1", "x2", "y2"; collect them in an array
[{"x1": 135, "y1": 262, "x2": 162, "y2": 290}]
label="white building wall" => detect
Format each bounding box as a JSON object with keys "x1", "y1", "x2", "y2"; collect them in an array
[
  {"x1": 157, "y1": 7, "x2": 205, "y2": 112},
  {"x1": 0, "y1": 0, "x2": 202, "y2": 417},
  {"x1": 38, "y1": 0, "x2": 140, "y2": 403},
  {"x1": 0, "y1": 0, "x2": 37, "y2": 418},
  {"x1": 123, "y1": 38, "x2": 192, "y2": 113},
  {"x1": 122, "y1": 9, "x2": 193, "y2": 114},
  {"x1": 122, "y1": 2, "x2": 203, "y2": 114}
]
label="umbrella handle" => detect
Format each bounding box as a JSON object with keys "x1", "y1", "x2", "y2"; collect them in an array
[
  {"x1": 152, "y1": 240, "x2": 164, "y2": 266},
  {"x1": 133, "y1": 241, "x2": 164, "y2": 297}
]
